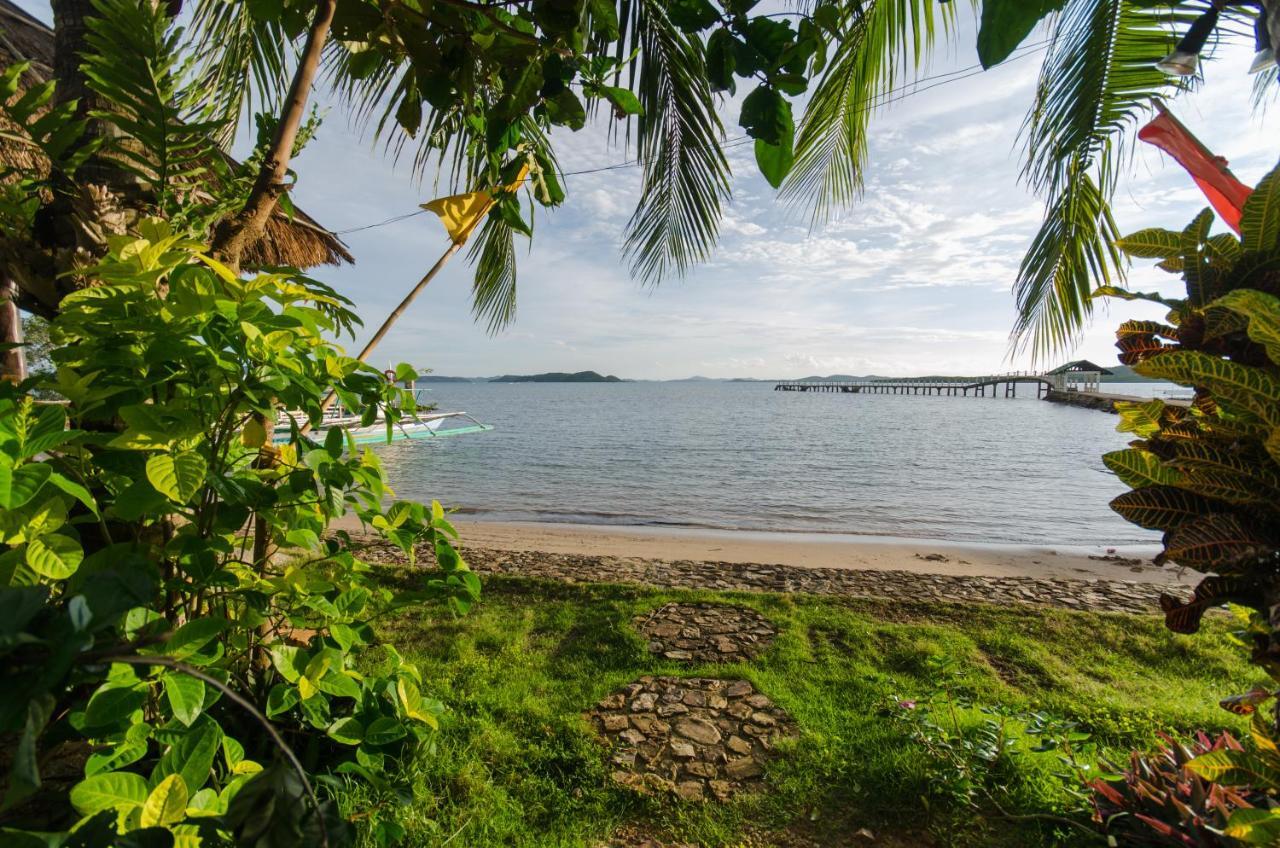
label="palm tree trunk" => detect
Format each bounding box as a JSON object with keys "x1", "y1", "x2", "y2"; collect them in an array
[{"x1": 210, "y1": 0, "x2": 336, "y2": 271}]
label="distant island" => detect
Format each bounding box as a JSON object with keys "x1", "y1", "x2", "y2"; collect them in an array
[
  {"x1": 418, "y1": 375, "x2": 476, "y2": 383},
  {"x1": 490, "y1": 371, "x2": 622, "y2": 383}
]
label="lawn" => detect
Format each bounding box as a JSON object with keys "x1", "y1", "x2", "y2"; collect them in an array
[{"x1": 342, "y1": 571, "x2": 1259, "y2": 847}]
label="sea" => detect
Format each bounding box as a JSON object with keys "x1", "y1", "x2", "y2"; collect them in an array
[{"x1": 375, "y1": 380, "x2": 1187, "y2": 549}]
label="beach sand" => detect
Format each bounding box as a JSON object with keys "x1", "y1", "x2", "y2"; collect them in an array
[{"x1": 404, "y1": 519, "x2": 1200, "y2": 587}]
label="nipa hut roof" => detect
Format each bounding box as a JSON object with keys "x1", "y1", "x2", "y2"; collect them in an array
[{"x1": 0, "y1": 0, "x2": 354, "y2": 270}]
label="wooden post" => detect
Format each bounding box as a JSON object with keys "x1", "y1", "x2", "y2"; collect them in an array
[{"x1": 0, "y1": 281, "x2": 25, "y2": 383}]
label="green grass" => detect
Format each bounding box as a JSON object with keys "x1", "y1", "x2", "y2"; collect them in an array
[{"x1": 344, "y1": 573, "x2": 1259, "y2": 847}]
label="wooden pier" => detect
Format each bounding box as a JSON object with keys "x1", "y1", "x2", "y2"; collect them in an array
[{"x1": 774, "y1": 373, "x2": 1054, "y2": 399}]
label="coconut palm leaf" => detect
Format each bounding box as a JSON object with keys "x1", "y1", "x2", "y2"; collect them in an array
[
  {"x1": 780, "y1": 0, "x2": 959, "y2": 228},
  {"x1": 1012, "y1": 161, "x2": 1122, "y2": 357},
  {"x1": 183, "y1": 0, "x2": 291, "y2": 148},
  {"x1": 621, "y1": 0, "x2": 731, "y2": 285},
  {"x1": 466, "y1": 214, "x2": 518, "y2": 334},
  {"x1": 1011, "y1": 0, "x2": 1195, "y2": 357}
]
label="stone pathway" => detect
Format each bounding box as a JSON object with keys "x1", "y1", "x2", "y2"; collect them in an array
[
  {"x1": 636, "y1": 603, "x2": 778, "y2": 663},
  {"x1": 359, "y1": 542, "x2": 1183, "y2": 616},
  {"x1": 588, "y1": 676, "x2": 795, "y2": 803}
]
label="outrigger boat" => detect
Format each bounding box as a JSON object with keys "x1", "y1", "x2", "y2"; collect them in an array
[{"x1": 275, "y1": 383, "x2": 494, "y2": 446}]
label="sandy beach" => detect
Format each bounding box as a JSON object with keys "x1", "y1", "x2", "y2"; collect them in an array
[{"x1": 336, "y1": 516, "x2": 1200, "y2": 587}]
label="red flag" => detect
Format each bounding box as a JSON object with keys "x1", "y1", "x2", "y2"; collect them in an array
[{"x1": 1138, "y1": 105, "x2": 1252, "y2": 233}]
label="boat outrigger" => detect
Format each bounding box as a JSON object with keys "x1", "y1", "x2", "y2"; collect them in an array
[{"x1": 276, "y1": 379, "x2": 493, "y2": 446}]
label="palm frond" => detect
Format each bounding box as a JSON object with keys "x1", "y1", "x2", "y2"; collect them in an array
[
  {"x1": 183, "y1": 0, "x2": 290, "y2": 149},
  {"x1": 1012, "y1": 0, "x2": 1199, "y2": 358},
  {"x1": 1012, "y1": 162, "x2": 1122, "y2": 361},
  {"x1": 80, "y1": 0, "x2": 221, "y2": 195},
  {"x1": 621, "y1": 0, "x2": 731, "y2": 285},
  {"x1": 466, "y1": 214, "x2": 518, "y2": 334},
  {"x1": 780, "y1": 0, "x2": 958, "y2": 228},
  {"x1": 1020, "y1": 0, "x2": 1193, "y2": 197}
]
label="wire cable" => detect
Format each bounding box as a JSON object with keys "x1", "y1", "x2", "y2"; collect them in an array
[{"x1": 331, "y1": 41, "x2": 1051, "y2": 236}]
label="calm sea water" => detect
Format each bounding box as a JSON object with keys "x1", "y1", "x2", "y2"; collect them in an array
[{"x1": 375, "y1": 381, "x2": 1179, "y2": 547}]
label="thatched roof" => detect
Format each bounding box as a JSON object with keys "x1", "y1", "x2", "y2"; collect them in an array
[
  {"x1": 1046, "y1": 359, "x2": 1115, "y2": 376},
  {"x1": 0, "y1": 0, "x2": 353, "y2": 270}
]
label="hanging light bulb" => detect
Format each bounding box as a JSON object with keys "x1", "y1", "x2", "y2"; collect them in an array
[
  {"x1": 1250, "y1": 5, "x2": 1276, "y2": 73},
  {"x1": 1157, "y1": 3, "x2": 1222, "y2": 76}
]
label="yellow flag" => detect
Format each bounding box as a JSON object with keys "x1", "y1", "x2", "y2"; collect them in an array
[{"x1": 420, "y1": 165, "x2": 530, "y2": 246}]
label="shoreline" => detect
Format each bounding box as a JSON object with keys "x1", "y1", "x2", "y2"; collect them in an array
[{"x1": 336, "y1": 516, "x2": 1198, "y2": 587}]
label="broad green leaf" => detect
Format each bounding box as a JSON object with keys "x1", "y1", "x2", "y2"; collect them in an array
[
  {"x1": 1113, "y1": 227, "x2": 1183, "y2": 259},
  {"x1": 1136, "y1": 351, "x2": 1280, "y2": 426},
  {"x1": 327, "y1": 716, "x2": 364, "y2": 745},
  {"x1": 1115, "y1": 399, "x2": 1166, "y2": 438},
  {"x1": 1165, "y1": 514, "x2": 1274, "y2": 570},
  {"x1": 86, "y1": 742, "x2": 147, "y2": 777},
  {"x1": 1109, "y1": 485, "x2": 1216, "y2": 531},
  {"x1": 140, "y1": 774, "x2": 188, "y2": 827},
  {"x1": 160, "y1": 617, "x2": 228, "y2": 662},
  {"x1": 1224, "y1": 808, "x2": 1280, "y2": 844},
  {"x1": 266, "y1": 684, "x2": 299, "y2": 717},
  {"x1": 84, "y1": 684, "x2": 146, "y2": 728},
  {"x1": 363, "y1": 716, "x2": 407, "y2": 746},
  {"x1": 1102, "y1": 449, "x2": 1180, "y2": 489},
  {"x1": 164, "y1": 674, "x2": 206, "y2": 726},
  {"x1": 69, "y1": 771, "x2": 148, "y2": 815},
  {"x1": 146, "y1": 451, "x2": 207, "y2": 504},
  {"x1": 601, "y1": 85, "x2": 643, "y2": 116},
  {"x1": 976, "y1": 0, "x2": 1064, "y2": 68},
  {"x1": 1241, "y1": 158, "x2": 1280, "y2": 252},
  {"x1": 1213, "y1": 289, "x2": 1280, "y2": 365},
  {"x1": 755, "y1": 136, "x2": 794, "y2": 189},
  {"x1": 158, "y1": 720, "x2": 222, "y2": 795},
  {"x1": 0, "y1": 459, "x2": 51, "y2": 509},
  {"x1": 1188, "y1": 748, "x2": 1280, "y2": 787},
  {"x1": 25, "y1": 533, "x2": 83, "y2": 580}
]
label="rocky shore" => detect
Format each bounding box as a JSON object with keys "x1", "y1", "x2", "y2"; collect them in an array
[{"x1": 363, "y1": 541, "x2": 1183, "y2": 616}]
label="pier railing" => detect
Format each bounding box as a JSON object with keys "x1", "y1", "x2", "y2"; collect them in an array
[{"x1": 773, "y1": 372, "x2": 1058, "y2": 398}]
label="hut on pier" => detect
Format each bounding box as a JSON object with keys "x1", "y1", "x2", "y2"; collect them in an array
[{"x1": 1045, "y1": 360, "x2": 1113, "y2": 393}]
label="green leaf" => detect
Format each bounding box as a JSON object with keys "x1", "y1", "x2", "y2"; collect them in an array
[
  {"x1": 140, "y1": 774, "x2": 188, "y2": 827},
  {"x1": 1109, "y1": 485, "x2": 1217, "y2": 531},
  {"x1": 146, "y1": 451, "x2": 207, "y2": 504},
  {"x1": 1224, "y1": 808, "x2": 1280, "y2": 844},
  {"x1": 667, "y1": 0, "x2": 719, "y2": 32},
  {"x1": 327, "y1": 716, "x2": 364, "y2": 745},
  {"x1": 755, "y1": 136, "x2": 794, "y2": 189},
  {"x1": 164, "y1": 674, "x2": 206, "y2": 726},
  {"x1": 1165, "y1": 514, "x2": 1274, "y2": 570},
  {"x1": 0, "y1": 460, "x2": 51, "y2": 509},
  {"x1": 1114, "y1": 227, "x2": 1184, "y2": 259},
  {"x1": 1115, "y1": 399, "x2": 1166, "y2": 438},
  {"x1": 977, "y1": 0, "x2": 1064, "y2": 68},
  {"x1": 739, "y1": 85, "x2": 792, "y2": 145},
  {"x1": 46, "y1": 472, "x2": 99, "y2": 517},
  {"x1": 1213, "y1": 289, "x2": 1280, "y2": 365},
  {"x1": 1136, "y1": 351, "x2": 1280, "y2": 426},
  {"x1": 266, "y1": 684, "x2": 300, "y2": 717},
  {"x1": 600, "y1": 85, "x2": 644, "y2": 116},
  {"x1": 84, "y1": 684, "x2": 146, "y2": 729},
  {"x1": 706, "y1": 28, "x2": 737, "y2": 92},
  {"x1": 1102, "y1": 449, "x2": 1180, "y2": 489},
  {"x1": 270, "y1": 645, "x2": 307, "y2": 683},
  {"x1": 25, "y1": 533, "x2": 83, "y2": 580},
  {"x1": 363, "y1": 716, "x2": 407, "y2": 746},
  {"x1": 1241, "y1": 158, "x2": 1280, "y2": 252},
  {"x1": 1188, "y1": 748, "x2": 1280, "y2": 787},
  {"x1": 70, "y1": 771, "x2": 149, "y2": 816},
  {"x1": 161, "y1": 617, "x2": 228, "y2": 662},
  {"x1": 545, "y1": 89, "x2": 586, "y2": 130},
  {"x1": 158, "y1": 719, "x2": 222, "y2": 795}
]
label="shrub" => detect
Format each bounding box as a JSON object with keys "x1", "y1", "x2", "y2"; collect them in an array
[{"x1": 1097, "y1": 156, "x2": 1280, "y2": 842}]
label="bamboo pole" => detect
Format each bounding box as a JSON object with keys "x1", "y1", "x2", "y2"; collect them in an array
[{"x1": 304, "y1": 240, "x2": 463, "y2": 434}]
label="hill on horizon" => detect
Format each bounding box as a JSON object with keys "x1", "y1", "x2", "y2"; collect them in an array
[{"x1": 490, "y1": 370, "x2": 622, "y2": 383}]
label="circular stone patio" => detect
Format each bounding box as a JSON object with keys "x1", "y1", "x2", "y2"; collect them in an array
[
  {"x1": 635, "y1": 603, "x2": 778, "y2": 663},
  {"x1": 588, "y1": 676, "x2": 795, "y2": 802}
]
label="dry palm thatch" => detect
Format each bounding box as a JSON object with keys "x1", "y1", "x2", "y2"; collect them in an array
[{"x1": 0, "y1": 0, "x2": 353, "y2": 270}]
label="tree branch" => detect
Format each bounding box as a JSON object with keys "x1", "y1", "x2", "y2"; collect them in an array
[{"x1": 209, "y1": 0, "x2": 336, "y2": 270}]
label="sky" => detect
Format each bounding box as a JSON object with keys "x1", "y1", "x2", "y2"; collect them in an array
[{"x1": 14, "y1": 1, "x2": 1280, "y2": 379}]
